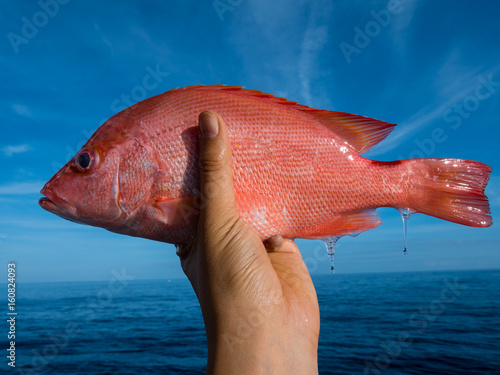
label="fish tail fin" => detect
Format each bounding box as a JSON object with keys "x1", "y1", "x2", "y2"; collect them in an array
[{"x1": 407, "y1": 159, "x2": 492, "y2": 227}]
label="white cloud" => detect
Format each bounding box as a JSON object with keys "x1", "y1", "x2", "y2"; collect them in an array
[
  {"x1": 366, "y1": 92, "x2": 467, "y2": 156},
  {"x1": 366, "y1": 64, "x2": 499, "y2": 157},
  {"x1": 298, "y1": 24, "x2": 328, "y2": 107},
  {"x1": 388, "y1": 0, "x2": 420, "y2": 59},
  {"x1": 0, "y1": 181, "x2": 44, "y2": 195},
  {"x1": 12, "y1": 104, "x2": 32, "y2": 118},
  {"x1": 229, "y1": 0, "x2": 334, "y2": 108},
  {"x1": 2, "y1": 144, "x2": 33, "y2": 157},
  {"x1": 296, "y1": 0, "x2": 334, "y2": 109}
]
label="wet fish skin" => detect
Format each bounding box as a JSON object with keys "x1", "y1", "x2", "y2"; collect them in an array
[{"x1": 39, "y1": 85, "x2": 492, "y2": 244}]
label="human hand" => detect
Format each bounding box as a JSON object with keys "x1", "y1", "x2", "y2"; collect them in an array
[{"x1": 177, "y1": 111, "x2": 320, "y2": 375}]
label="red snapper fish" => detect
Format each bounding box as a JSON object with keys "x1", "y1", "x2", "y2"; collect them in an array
[{"x1": 39, "y1": 85, "x2": 492, "y2": 246}]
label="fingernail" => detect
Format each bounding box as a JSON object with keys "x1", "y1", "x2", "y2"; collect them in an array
[
  {"x1": 263, "y1": 235, "x2": 284, "y2": 252},
  {"x1": 199, "y1": 112, "x2": 219, "y2": 138}
]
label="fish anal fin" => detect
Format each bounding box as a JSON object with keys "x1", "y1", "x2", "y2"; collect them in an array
[{"x1": 306, "y1": 209, "x2": 382, "y2": 239}]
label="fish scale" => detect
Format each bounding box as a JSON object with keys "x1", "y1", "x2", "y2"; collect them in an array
[{"x1": 39, "y1": 85, "x2": 492, "y2": 245}]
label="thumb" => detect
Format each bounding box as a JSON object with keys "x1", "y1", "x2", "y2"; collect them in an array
[{"x1": 197, "y1": 111, "x2": 239, "y2": 226}]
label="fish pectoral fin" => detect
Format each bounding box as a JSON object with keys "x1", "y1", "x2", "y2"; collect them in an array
[
  {"x1": 307, "y1": 209, "x2": 382, "y2": 239},
  {"x1": 154, "y1": 196, "x2": 198, "y2": 226}
]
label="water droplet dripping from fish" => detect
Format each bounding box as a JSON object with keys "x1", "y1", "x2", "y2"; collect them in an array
[
  {"x1": 321, "y1": 236, "x2": 341, "y2": 273},
  {"x1": 398, "y1": 208, "x2": 413, "y2": 255}
]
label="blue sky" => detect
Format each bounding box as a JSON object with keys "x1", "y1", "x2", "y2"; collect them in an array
[{"x1": 1, "y1": 0, "x2": 499, "y2": 282}]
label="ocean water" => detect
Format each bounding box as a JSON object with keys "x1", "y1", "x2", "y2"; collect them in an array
[{"x1": 7, "y1": 269, "x2": 499, "y2": 374}]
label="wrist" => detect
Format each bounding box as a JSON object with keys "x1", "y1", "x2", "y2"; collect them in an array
[{"x1": 206, "y1": 313, "x2": 318, "y2": 375}]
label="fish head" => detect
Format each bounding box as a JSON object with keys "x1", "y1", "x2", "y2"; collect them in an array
[
  {"x1": 39, "y1": 106, "x2": 200, "y2": 244},
  {"x1": 39, "y1": 143, "x2": 124, "y2": 228},
  {"x1": 39, "y1": 115, "x2": 161, "y2": 232}
]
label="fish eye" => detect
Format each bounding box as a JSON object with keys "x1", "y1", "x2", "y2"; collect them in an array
[
  {"x1": 74, "y1": 149, "x2": 97, "y2": 172},
  {"x1": 78, "y1": 152, "x2": 91, "y2": 169}
]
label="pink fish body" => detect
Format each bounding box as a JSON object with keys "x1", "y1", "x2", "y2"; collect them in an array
[{"x1": 39, "y1": 85, "x2": 492, "y2": 244}]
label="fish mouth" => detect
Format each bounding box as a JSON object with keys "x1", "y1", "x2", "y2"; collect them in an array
[{"x1": 39, "y1": 187, "x2": 78, "y2": 221}]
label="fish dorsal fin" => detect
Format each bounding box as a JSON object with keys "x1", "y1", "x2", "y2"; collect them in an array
[
  {"x1": 305, "y1": 111, "x2": 396, "y2": 154},
  {"x1": 177, "y1": 85, "x2": 397, "y2": 154}
]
